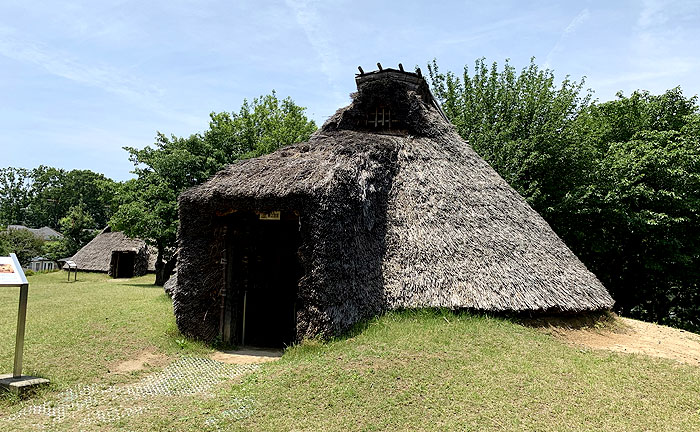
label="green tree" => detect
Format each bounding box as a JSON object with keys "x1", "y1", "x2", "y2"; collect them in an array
[
  {"x1": 111, "y1": 92, "x2": 317, "y2": 285},
  {"x1": 59, "y1": 203, "x2": 98, "y2": 248},
  {"x1": 429, "y1": 58, "x2": 700, "y2": 331},
  {"x1": 0, "y1": 231, "x2": 9, "y2": 256},
  {"x1": 43, "y1": 204, "x2": 99, "y2": 261},
  {"x1": 25, "y1": 166, "x2": 67, "y2": 229},
  {"x1": 0, "y1": 167, "x2": 32, "y2": 226},
  {"x1": 26, "y1": 167, "x2": 117, "y2": 230},
  {"x1": 569, "y1": 90, "x2": 700, "y2": 330},
  {"x1": 42, "y1": 239, "x2": 75, "y2": 263},
  {"x1": 0, "y1": 228, "x2": 44, "y2": 266}
]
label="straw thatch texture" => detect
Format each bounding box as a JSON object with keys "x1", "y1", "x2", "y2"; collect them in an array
[
  {"x1": 382, "y1": 132, "x2": 611, "y2": 311},
  {"x1": 70, "y1": 228, "x2": 156, "y2": 276},
  {"x1": 173, "y1": 69, "x2": 613, "y2": 342},
  {"x1": 174, "y1": 131, "x2": 398, "y2": 341}
]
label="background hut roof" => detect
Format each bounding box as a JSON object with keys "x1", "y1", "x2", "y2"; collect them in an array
[
  {"x1": 7, "y1": 224, "x2": 63, "y2": 240},
  {"x1": 70, "y1": 227, "x2": 156, "y2": 272}
]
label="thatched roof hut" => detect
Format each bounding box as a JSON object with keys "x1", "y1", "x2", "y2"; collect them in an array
[
  {"x1": 69, "y1": 227, "x2": 156, "y2": 278},
  {"x1": 172, "y1": 66, "x2": 613, "y2": 347}
]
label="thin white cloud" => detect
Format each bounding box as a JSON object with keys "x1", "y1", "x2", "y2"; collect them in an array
[
  {"x1": 591, "y1": 63, "x2": 691, "y2": 90},
  {"x1": 284, "y1": 0, "x2": 349, "y2": 122},
  {"x1": 436, "y1": 14, "x2": 538, "y2": 47},
  {"x1": 638, "y1": 0, "x2": 670, "y2": 28},
  {"x1": 0, "y1": 26, "x2": 205, "y2": 130},
  {"x1": 564, "y1": 8, "x2": 590, "y2": 35},
  {"x1": 544, "y1": 8, "x2": 590, "y2": 68},
  {"x1": 589, "y1": 1, "x2": 700, "y2": 100},
  {"x1": 284, "y1": 0, "x2": 341, "y2": 83},
  {"x1": 0, "y1": 28, "x2": 157, "y2": 101}
]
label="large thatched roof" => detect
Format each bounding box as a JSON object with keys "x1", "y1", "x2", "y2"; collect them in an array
[
  {"x1": 173, "y1": 66, "x2": 613, "y2": 342},
  {"x1": 70, "y1": 227, "x2": 156, "y2": 274}
]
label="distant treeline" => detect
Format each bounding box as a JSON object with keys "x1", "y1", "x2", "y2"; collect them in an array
[
  {"x1": 0, "y1": 166, "x2": 119, "y2": 264},
  {"x1": 429, "y1": 58, "x2": 699, "y2": 332}
]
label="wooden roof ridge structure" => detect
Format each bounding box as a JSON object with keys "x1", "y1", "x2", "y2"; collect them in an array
[{"x1": 172, "y1": 64, "x2": 614, "y2": 342}]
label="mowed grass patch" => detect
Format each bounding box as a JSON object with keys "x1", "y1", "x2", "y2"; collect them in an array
[
  {"x1": 204, "y1": 310, "x2": 700, "y2": 432},
  {"x1": 93, "y1": 310, "x2": 700, "y2": 431},
  {"x1": 0, "y1": 271, "x2": 209, "y2": 401},
  {"x1": 2, "y1": 275, "x2": 700, "y2": 431}
]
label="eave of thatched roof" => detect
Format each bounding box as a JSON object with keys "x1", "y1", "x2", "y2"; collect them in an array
[{"x1": 180, "y1": 130, "x2": 401, "y2": 210}]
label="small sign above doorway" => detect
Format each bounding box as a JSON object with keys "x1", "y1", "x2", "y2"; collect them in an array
[{"x1": 257, "y1": 211, "x2": 281, "y2": 221}]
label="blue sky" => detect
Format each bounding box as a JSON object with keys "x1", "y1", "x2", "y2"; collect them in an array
[{"x1": 2, "y1": 0, "x2": 699, "y2": 181}]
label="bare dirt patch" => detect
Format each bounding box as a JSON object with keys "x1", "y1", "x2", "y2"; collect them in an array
[
  {"x1": 111, "y1": 350, "x2": 169, "y2": 374},
  {"x1": 211, "y1": 348, "x2": 283, "y2": 365},
  {"x1": 543, "y1": 317, "x2": 700, "y2": 366}
]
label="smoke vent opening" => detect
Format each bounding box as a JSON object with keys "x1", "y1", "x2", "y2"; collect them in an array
[{"x1": 366, "y1": 105, "x2": 399, "y2": 129}]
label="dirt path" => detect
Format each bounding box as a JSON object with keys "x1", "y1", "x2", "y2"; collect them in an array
[
  {"x1": 111, "y1": 349, "x2": 169, "y2": 374},
  {"x1": 211, "y1": 348, "x2": 283, "y2": 365},
  {"x1": 548, "y1": 317, "x2": 700, "y2": 366}
]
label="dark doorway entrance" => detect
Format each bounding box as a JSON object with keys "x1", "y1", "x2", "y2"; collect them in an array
[
  {"x1": 111, "y1": 251, "x2": 135, "y2": 278},
  {"x1": 225, "y1": 211, "x2": 301, "y2": 348}
]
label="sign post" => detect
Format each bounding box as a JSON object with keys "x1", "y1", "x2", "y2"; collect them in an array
[
  {"x1": 0, "y1": 253, "x2": 49, "y2": 395},
  {"x1": 64, "y1": 260, "x2": 78, "y2": 281}
]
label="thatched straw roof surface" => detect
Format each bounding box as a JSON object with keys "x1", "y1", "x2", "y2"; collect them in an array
[
  {"x1": 70, "y1": 227, "x2": 156, "y2": 274},
  {"x1": 173, "y1": 67, "x2": 613, "y2": 342}
]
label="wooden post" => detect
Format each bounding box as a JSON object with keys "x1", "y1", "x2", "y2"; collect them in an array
[
  {"x1": 13, "y1": 283, "x2": 28, "y2": 378},
  {"x1": 241, "y1": 290, "x2": 248, "y2": 346}
]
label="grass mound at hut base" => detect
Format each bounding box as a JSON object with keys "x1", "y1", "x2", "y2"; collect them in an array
[
  {"x1": 1, "y1": 274, "x2": 699, "y2": 431},
  {"x1": 217, "y1": 310, "x2": 699, "y2": 431}
]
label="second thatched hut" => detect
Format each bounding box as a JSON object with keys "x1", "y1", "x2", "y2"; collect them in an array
[{"x1": 69, "y1": 227, "x2": 156, "y2": 278}]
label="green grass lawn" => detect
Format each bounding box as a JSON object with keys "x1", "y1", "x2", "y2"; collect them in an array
[
  {"x1": 2, "y1": 272, "x2": 700, "y2": 431},
  {"x1": 0, "y1": 271, "x2": 209, "y2": 397}
]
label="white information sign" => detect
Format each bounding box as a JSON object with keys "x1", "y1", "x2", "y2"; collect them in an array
[{"x1": 0, "y1": 256, "x2": 25, "y2": 286}]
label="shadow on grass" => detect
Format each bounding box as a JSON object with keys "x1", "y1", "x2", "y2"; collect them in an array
[
  {"x1": 327, "y1": 307, "x2": 507, "y2": 343},
  {"x1": 120, "y1": 283, "x2": 163, "y2": 289},
  {"x1": 319, "y1": 308, "x2": 619, "y2": 347},
  {"x1": 513, "y1": 310, "x2": 619, "y2": 331}
]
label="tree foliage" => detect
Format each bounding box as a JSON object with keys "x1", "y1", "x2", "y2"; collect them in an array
[
  {"x1": 0, "y1": 167, "x2": 32, "y2": 226},
  {"x1": 26, "y1": 167, "x2": 117, "y2": 229},
  {"x1": 0, "y1": 228, "x2": 45, "y2": 266},
  {"x1": 570, "y1": 90, "x2": 700, "y2": 330},
  {"x1": 43, "y1": 204, "x2": 99, "y2": 261},
  {"x1": 430, "y1": 58, "x2": 700, "y2": 331},
  {"x1": 0, "y1": 166, "x2": 117, "y2": 231},
  {"x1": 111, "y1": 92, "x2": 317, "y2": 285}
]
